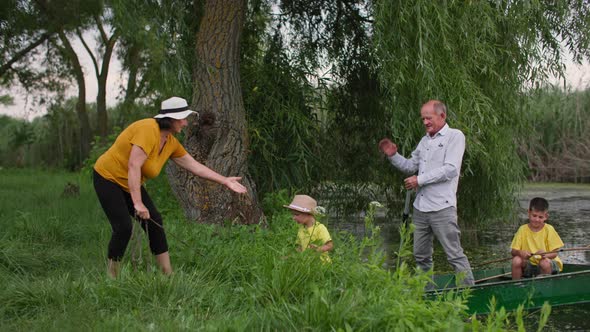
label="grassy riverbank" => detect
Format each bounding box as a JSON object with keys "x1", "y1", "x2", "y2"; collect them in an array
[
  {"x1": 0, "y1": 168, "x2": 541, "y2": 330},
  {"x1": 524, "y1": 182, "x2": 590, "y2": 189}
]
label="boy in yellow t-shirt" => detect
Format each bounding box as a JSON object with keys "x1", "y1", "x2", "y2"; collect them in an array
[
  {"x1": 284, "y1": 195, "x2": 333, "y2": 262},
  {"x1": 511, "y1": 197, "x2": 564, "y2": 280}
]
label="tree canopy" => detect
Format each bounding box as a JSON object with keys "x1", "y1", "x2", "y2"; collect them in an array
[
  {"x1": 373, "y1": 0, "x2": 590, "y2": 221},
  {"x1": 2, "y1": 0, "x2": 590, "y2": 223}
]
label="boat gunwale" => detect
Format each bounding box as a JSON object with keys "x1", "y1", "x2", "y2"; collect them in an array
[{"x1": 426, "y1": 263, "x2": 590, "y2": 294}]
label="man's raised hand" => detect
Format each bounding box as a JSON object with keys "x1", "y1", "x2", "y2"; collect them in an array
[{"x1": 379, "y1": 138, "x2": 398, "y2": 157}]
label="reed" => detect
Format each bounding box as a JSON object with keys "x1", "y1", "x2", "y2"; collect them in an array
[{"x1": 521, "y1": 86, "x2": 590, "y2": 183}]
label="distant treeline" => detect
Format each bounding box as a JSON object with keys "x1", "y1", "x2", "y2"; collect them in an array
[
  {"x1": 0, "y1": 99, "x2": 153, "y2": 171},
  {"x1": 1, "y1": 85, "x2": 589, "y2": 184}
]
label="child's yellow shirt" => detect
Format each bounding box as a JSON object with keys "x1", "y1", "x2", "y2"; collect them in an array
[
  {"x1": 510, "y1": 223, "x2": 564, "y2": 271},
  {"x1": 297, "y1": 221, "x2": 332, "y2": 262}
]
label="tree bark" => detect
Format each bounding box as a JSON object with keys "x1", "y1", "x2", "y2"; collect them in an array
[
  {"x1": 57, "y1": 30, "x2": 92, "y2": 160},
  {"x1": 120, "y1": 43, "x2": 145, "y2": 124},
  {"x1": 123, "y1": 44, "x2": 141, "y2": 107},
  {"x1": 167, "y1": 0, "x2": 263, "y2": 225}
]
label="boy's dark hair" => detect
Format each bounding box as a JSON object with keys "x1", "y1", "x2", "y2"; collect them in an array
[
  {"x1": 529, "y1": 197, "x2": 549, "y2": 212},
  {"x1": 156, "y1": 117, "x2": 174, "y2": 130}
]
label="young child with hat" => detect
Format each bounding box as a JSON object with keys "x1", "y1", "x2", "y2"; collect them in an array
[{"x1": 284, "y1": 195, "x2": 333, "y2": 262}]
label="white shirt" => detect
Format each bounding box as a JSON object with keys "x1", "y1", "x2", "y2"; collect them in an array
[{"x1": 388, "y1": 124, "x2": 465, "y2": 212}]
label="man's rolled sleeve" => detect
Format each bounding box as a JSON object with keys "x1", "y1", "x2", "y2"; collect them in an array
[{"x1": 389, "y1": 150, "x2": 420, "y2": 175}]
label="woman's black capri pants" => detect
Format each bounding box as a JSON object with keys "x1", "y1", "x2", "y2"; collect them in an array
[{"x1": 93, "y1": 170, "x2": 168, "y2": 261}]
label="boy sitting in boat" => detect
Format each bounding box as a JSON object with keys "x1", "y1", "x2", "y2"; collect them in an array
[
  {"x1": 284, "y1": 195, "x2": 333, "y2": 262},
  {"x1": 510, "y1": 197, "x2": 564, "y2": 280}
]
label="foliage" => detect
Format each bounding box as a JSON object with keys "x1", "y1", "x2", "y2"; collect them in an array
[
  {"x1": 0, "y1": 0, "x2": 102, "y2": 97},
  {"x1": 0, "y1": 168, "x2": 542, "y2": 331},
  {"x1": 110, "y1": 0, "x2": 200, "y2": 102},
  {"x1": 3, "y1": 0, "x2": 590, "y2": 225},
  {"x1": 0, "y1": 95, "x2": 14, "y2": 105},
  {"x1": 241, "y1": 1, "x2": 398, "y2": 215},
  {"x1": 319, "y1": 63, "x2": 392, "y2": 184},
  {"x1": 259, "y1": 189, "x2": 292, "y2": 219},
  {"x1": 274, "y1": 1, "x2": 394, "y2": 184},
  {"x1": 34, "y1": 99, "x2": 84, "y2": 169},
  {"x1": 275, "y1": 0, "x2": 373, "y2": 80},
  {"x1": 107, "y1": 99, "x2": 156, "y2": 129},
  {"x1": 373, "y1": 1, "x2": 590, "y2": 223},
  {"x1": 0, "y1": 99, "x2": 86, "y2": 169},
  {"x1": 0, "y1": 93, "x2": 159, "y2": 170},
  {"x1": 242, "y1": 27, "x2": 323, "y2": 194},
  {"x1": 0, "y1": 115, "x2": 35, "y2": 168}
]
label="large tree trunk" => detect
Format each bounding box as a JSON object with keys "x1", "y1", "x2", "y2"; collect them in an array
[{"x1": 167, "y1": 0, "x2": 263, "y2": 225}]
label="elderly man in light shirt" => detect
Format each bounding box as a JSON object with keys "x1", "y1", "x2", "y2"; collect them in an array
[{"x1": 379, "y1": 100, "x2": 474, "y2": 286}]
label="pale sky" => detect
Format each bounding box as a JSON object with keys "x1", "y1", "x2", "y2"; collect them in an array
[
  {"x1": 1, "y1": 47, "x2": 589, "y2": 121},
  {"x1": 1, "y1": 32, "x2": 126, "y2": 121}
]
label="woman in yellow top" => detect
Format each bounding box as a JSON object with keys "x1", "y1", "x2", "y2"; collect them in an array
[{"x1": 93, "y1": 96, "x2": 247, "y2": 278}]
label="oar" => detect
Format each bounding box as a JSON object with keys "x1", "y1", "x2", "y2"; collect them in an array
[
  {"x1": 540, "y1": 245, "x2": 590, "y2": 255},
  {"x1": 474, "y1": 272, "x2": 511, "y2": 284},
  {"x1": 473, "y1": 256, "x2": 513, "y2": 267},
  {"x1": 474, "y1": 244, "x2": 590, "y2": 268}
]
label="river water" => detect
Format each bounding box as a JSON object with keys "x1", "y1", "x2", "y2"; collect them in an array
[{"x1": 331, "y1": 184, "x2": 590, "y2": 330}]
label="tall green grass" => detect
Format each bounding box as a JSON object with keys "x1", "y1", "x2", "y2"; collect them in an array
[{"x1": 0, "y1": 168, "x2": 543, "y2": 330}]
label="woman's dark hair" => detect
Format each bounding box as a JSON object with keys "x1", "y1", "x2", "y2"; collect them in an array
[{"x1": 156, "y1": 117, "x2": 174, "y2": 130}]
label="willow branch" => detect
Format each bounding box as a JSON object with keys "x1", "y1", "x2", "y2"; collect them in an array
[
  {"x1": 76, "y1": 28, "x2": 100, "y2": 79},
  {"x1": 0, "y1": 32, "x2": 52, "y2": 77}
]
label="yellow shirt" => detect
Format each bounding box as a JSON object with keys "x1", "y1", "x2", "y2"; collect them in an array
[
  {"x1": 510, "y1": 223, "x2": 564, "y2": 271},
  {"x1": 297, "y1": 221, "x2": 332, "y2": 262},
  {"x1": 94, "y1": 119, "x2": 187, "y2": 191}
]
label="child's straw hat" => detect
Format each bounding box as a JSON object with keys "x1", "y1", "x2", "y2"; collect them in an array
[{"x1": 284, "y1": 195, "x2": 317, "y2": 214}]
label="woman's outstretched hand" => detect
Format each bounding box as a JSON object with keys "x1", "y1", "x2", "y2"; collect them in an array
[{"x1": 224, "y1": 177, "x2": 248, "y2": 194}]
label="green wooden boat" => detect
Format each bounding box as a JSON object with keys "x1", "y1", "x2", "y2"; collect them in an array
[{"x1": 426, "y1": 263, "x2": 590, "y2": 315}]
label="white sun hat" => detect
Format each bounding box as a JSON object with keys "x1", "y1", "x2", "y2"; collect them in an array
[{"x1": 154, "y1": 96, "x2": 197, "y2": 119}]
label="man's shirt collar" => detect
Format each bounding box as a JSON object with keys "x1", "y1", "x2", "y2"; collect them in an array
[{"x1": 429, "y1": 123, "x2": 449, "y2": 138}]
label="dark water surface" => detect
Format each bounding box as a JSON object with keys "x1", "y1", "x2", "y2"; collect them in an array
[{"x1": 331, "y1": 184, "x2": 590, "y2": 331}]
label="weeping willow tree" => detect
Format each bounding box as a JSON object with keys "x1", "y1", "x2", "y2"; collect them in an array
[
  {"x1": 13, "y1": 0, "x2": 584, "y2": 224},
  {"x1": 239, "y1": 0, "x2": 323, "y2": 195},
  {"x1": 169, "y1": 0, "x2": 590, "y2": 223},
  {"x1": 373, "y1": 1, "x2": 590, "y2": 223}
]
